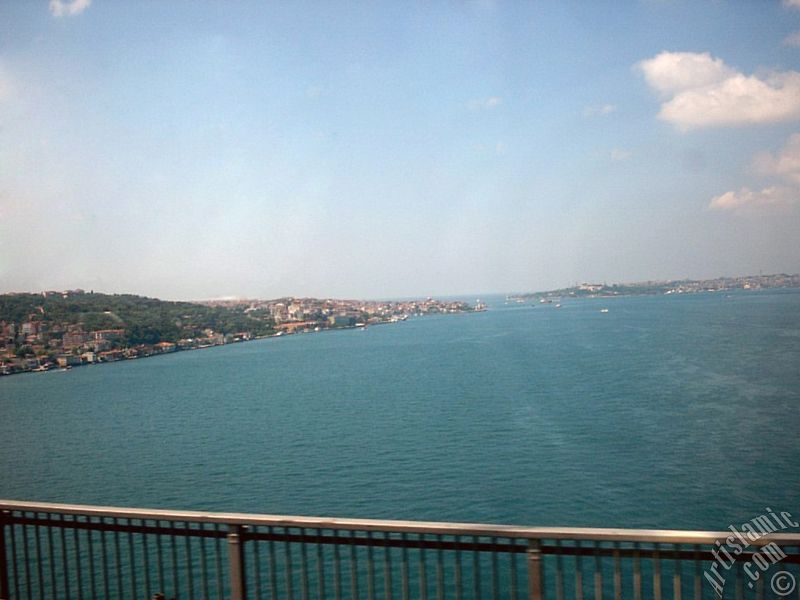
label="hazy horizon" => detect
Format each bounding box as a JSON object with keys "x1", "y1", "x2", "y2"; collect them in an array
[
  {"x1": 1, "y1": 269, "x2": 795, "y2": 304},
  {"x1": 2, "y1": 1, "x2": 800, "y2": 299}
]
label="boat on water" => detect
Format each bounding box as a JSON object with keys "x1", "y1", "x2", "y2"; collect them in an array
[{"x1": 600, "y1": 308, "x2": 609, "y2": 313}]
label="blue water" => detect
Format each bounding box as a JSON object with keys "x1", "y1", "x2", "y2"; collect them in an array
[{"x1": 1, "y1": 290, "x2": 799, "y2": 531}]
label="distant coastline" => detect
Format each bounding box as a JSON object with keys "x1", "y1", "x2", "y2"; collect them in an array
[
  {"x1": 3, "y1": 273, "x2": 797, "y2": 377},
  {"x1": 506, "y1": 273, "x2": 800, "y2": 302},
  {"x1": 0, "y1": 292, "x2": 485, "y2": 377}
]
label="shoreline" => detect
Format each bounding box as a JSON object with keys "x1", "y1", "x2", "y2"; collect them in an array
[{"x1": 0, "y1": 311, "x2": 476, "y2": 379}]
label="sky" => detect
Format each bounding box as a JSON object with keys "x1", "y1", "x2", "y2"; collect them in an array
[{"x1": 1, "y1": 1, "x2": 799, "y2": 300}]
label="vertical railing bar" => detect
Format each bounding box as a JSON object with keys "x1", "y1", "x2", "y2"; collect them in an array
[
  {"x1": 21, "y1": 512, "x2": 31, "y2": 600},
  {"x1": 186, "y1": 522, "x2": 195, "y2": 600},
  {"x1": 59, "y1": 515, "x2": 69, "y2": 600},
  {"x1": 527, "y1": 539, "x2": 543, "y2": 600},
  {"x1": 100, "y1": 517, "x2": 110, "y2": 600},
  {"x1": 285, "y1": 527, "x2": 295, "y2": 600},
  {"x1": 350, "y1": 530, "x2": 358, "y2": 600},
  {"x1": 170, "y1": 526, "x2": 179, "y2": 600},
  {"x1": 436, "y1": 535, "x2": 444, "y2": 600},
  {"x1": 215, "y1": 523, "x2": 224, "y2": 600},
  {"x1": 400, "y1": 532, "x2": 409, "y2": 600},
  {"x1": 674, "y1": 544, "x2": 682, "y2": 600},
  {"x1": 227, "y1": 524, "x2": 247, "y2": 600},
  {"x1": 156, "y1": 521, "x2": 165, "y2": 599},
  {"x1": 613, "y1": 542, "x2": 622, "y2": 600},
  {"x1": 576, "y1": 540, "x2": 584, "y2": 600},
  {"x1": 268, "y1": 528, "x2": 278, "y2": 600},
  {"x1": 128, "y1": 518, "x2": 136, "y2": 600},
  {"x1": 334, "y1": 530, "x2": 342, "y2": 600},
  {"x1": 25, "y1": 514, "x2": 35, "y2": 600},
  {"x1": 755, "y1": 568, "x2": 764, "y2": 600},
  {"x1": 491, "y1": 536, "x2": 499, "y2": 600},
  {"x1": 472, "y1": 535, "x2": 481, "y2": 600},
  {"x1": 594, "y1": 543, "x2": 602, "y2": 600},
  {"x1": 368, "y1": 531, "x2": 376, "y2": 600},
  {"x1": 734, "y1": 560, "x2": 743, "y2": 600},
  {"x1": 316, "y1": 528, "x2": 325, "y2": 600},
  {"x1": 86, "y1": 516, "x2": 96, "y2": 600},
  {"x1": 200, "y1": 523, "x2": 210, "y2": 600},
  {"x1": 383, "y1": 532, "x2": 392, "y2": 600},
  {"x1": 9, "y1": 515, "x2": 20, "y2": 600},
  {"x1": 0, "y1": 511, "x2": 10, "y2": 600},
  {"x1": 46, "y1": 513, "x2": 57, "y2": 600},
  {"x1": 112, "y1": 518, "x2": 121, "y2": 600},
  {"x1": 654, "y1": 543, "x2": 662, "y2": 600},
  {"x1": 33, "y1": 513, "x2": 43, "y2": 600},
  {"x1": 74, "y1": 515, "x2": 84, "y2": 600},
  {"x1": 455, "y1": 536, "x2": 462, "y2": 600},
  {"x1": 419, "y1": 534, "x2": 427, "y2": 600},
  {"x1": 8, "y1": 515, "x2": 17, "y2": 600},
  {"x1": 692, "y1": 545, "x2": 701, "y2": 600},
  {"x1": 633, "y1": 542, "x2": 641, "y2": 600},
  {"x1": 252, "y1": 525, "x2": 263, "y2": 600},
  {"x1": 510, "y1": 540, "x2": 518, "y2": 600},
  {"x1": 300, "y1": 528, "x2": 309, "y2": 600},
  {"x1": 555, "y1": 539, "x2": 564, "y2": 600}
]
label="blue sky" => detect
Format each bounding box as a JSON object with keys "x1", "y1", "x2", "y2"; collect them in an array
[{"x1": 1, "y1": 1, "x2": 799, "y2": 299}]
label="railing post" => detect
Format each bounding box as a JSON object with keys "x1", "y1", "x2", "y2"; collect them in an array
[
  {"x1": 228, "y1": 524, "x2": 247, "y2": 600},
  {"x1": 528, "y1": 539, "x2": 543, "y2": 600},
  {"x1": 0, "y1": 511, "x2": 9, "y2": 600}
]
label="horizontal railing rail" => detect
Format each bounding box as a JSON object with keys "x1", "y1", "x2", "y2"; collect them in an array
[{"x1": 1, "y1": 500, "x2": 799, "y2": 600}]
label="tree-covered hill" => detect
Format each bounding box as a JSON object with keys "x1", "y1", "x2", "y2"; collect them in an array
[{"x1": 0, "y1": 291, "x2": 274, "y2": 345}]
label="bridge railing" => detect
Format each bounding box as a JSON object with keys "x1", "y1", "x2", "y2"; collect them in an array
[{"x1": 1, "y1": 500, "x2": 799, "y2": 600}]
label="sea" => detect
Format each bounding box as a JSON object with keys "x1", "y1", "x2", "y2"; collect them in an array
[{"x1": 1, "y1": 289, "x2": 799, "y2": 531}]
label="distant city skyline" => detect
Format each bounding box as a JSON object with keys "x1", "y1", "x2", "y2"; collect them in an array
[{"x1": 1, "y1": 1, "x2": 799, "y2": 300}]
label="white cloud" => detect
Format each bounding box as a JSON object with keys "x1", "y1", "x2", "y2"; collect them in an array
[
  {"x1": 49, "y1": 0, "x2": 91, "y2": 17},
  {"x1": 468, "y1": 96, "x2": 502, "y2": 110},
  {"x1": 784, "y1": 0, "x2": 800, "y2": 8},
  {"x1": 709, "y1": 186, "x2": 798, "y2": 214},
  {"x1": 710, "y1": 133, "x2": 800, "y2": 215},
  {"x1": 583, "y1": 104, "x2": 616, "y2": 118},
  {"x1": 610, "y1": 148, "x2": 631, "y2": 161},
  {"x1": 637, "y1": 51, "x2": 800, "y2": 129},
  {"x1": 638, "y1": 52, "x2": 734, "y2": 96},
  {"x1": 752, "y1": 133, "x2": 800, "y2": 184},
  {"x1": 784, "y1": 31, "x2": 800, "y2": 47}
]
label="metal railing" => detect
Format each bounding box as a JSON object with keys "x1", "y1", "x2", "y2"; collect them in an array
[{"x1": 1, "y1": 500, "x2": 799, "y2": 600}]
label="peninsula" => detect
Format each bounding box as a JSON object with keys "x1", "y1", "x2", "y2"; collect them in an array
[
  {"x1": 0, "y1": 291, "x2": 479, "y2": 376},
  {"x1": 507, "y1": 273, "x2": 800, "y2": 303}
]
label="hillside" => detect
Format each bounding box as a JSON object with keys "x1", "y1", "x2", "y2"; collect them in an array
[{"x1": 0, "y1": 290, "x2": 274, "y2": 347}]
